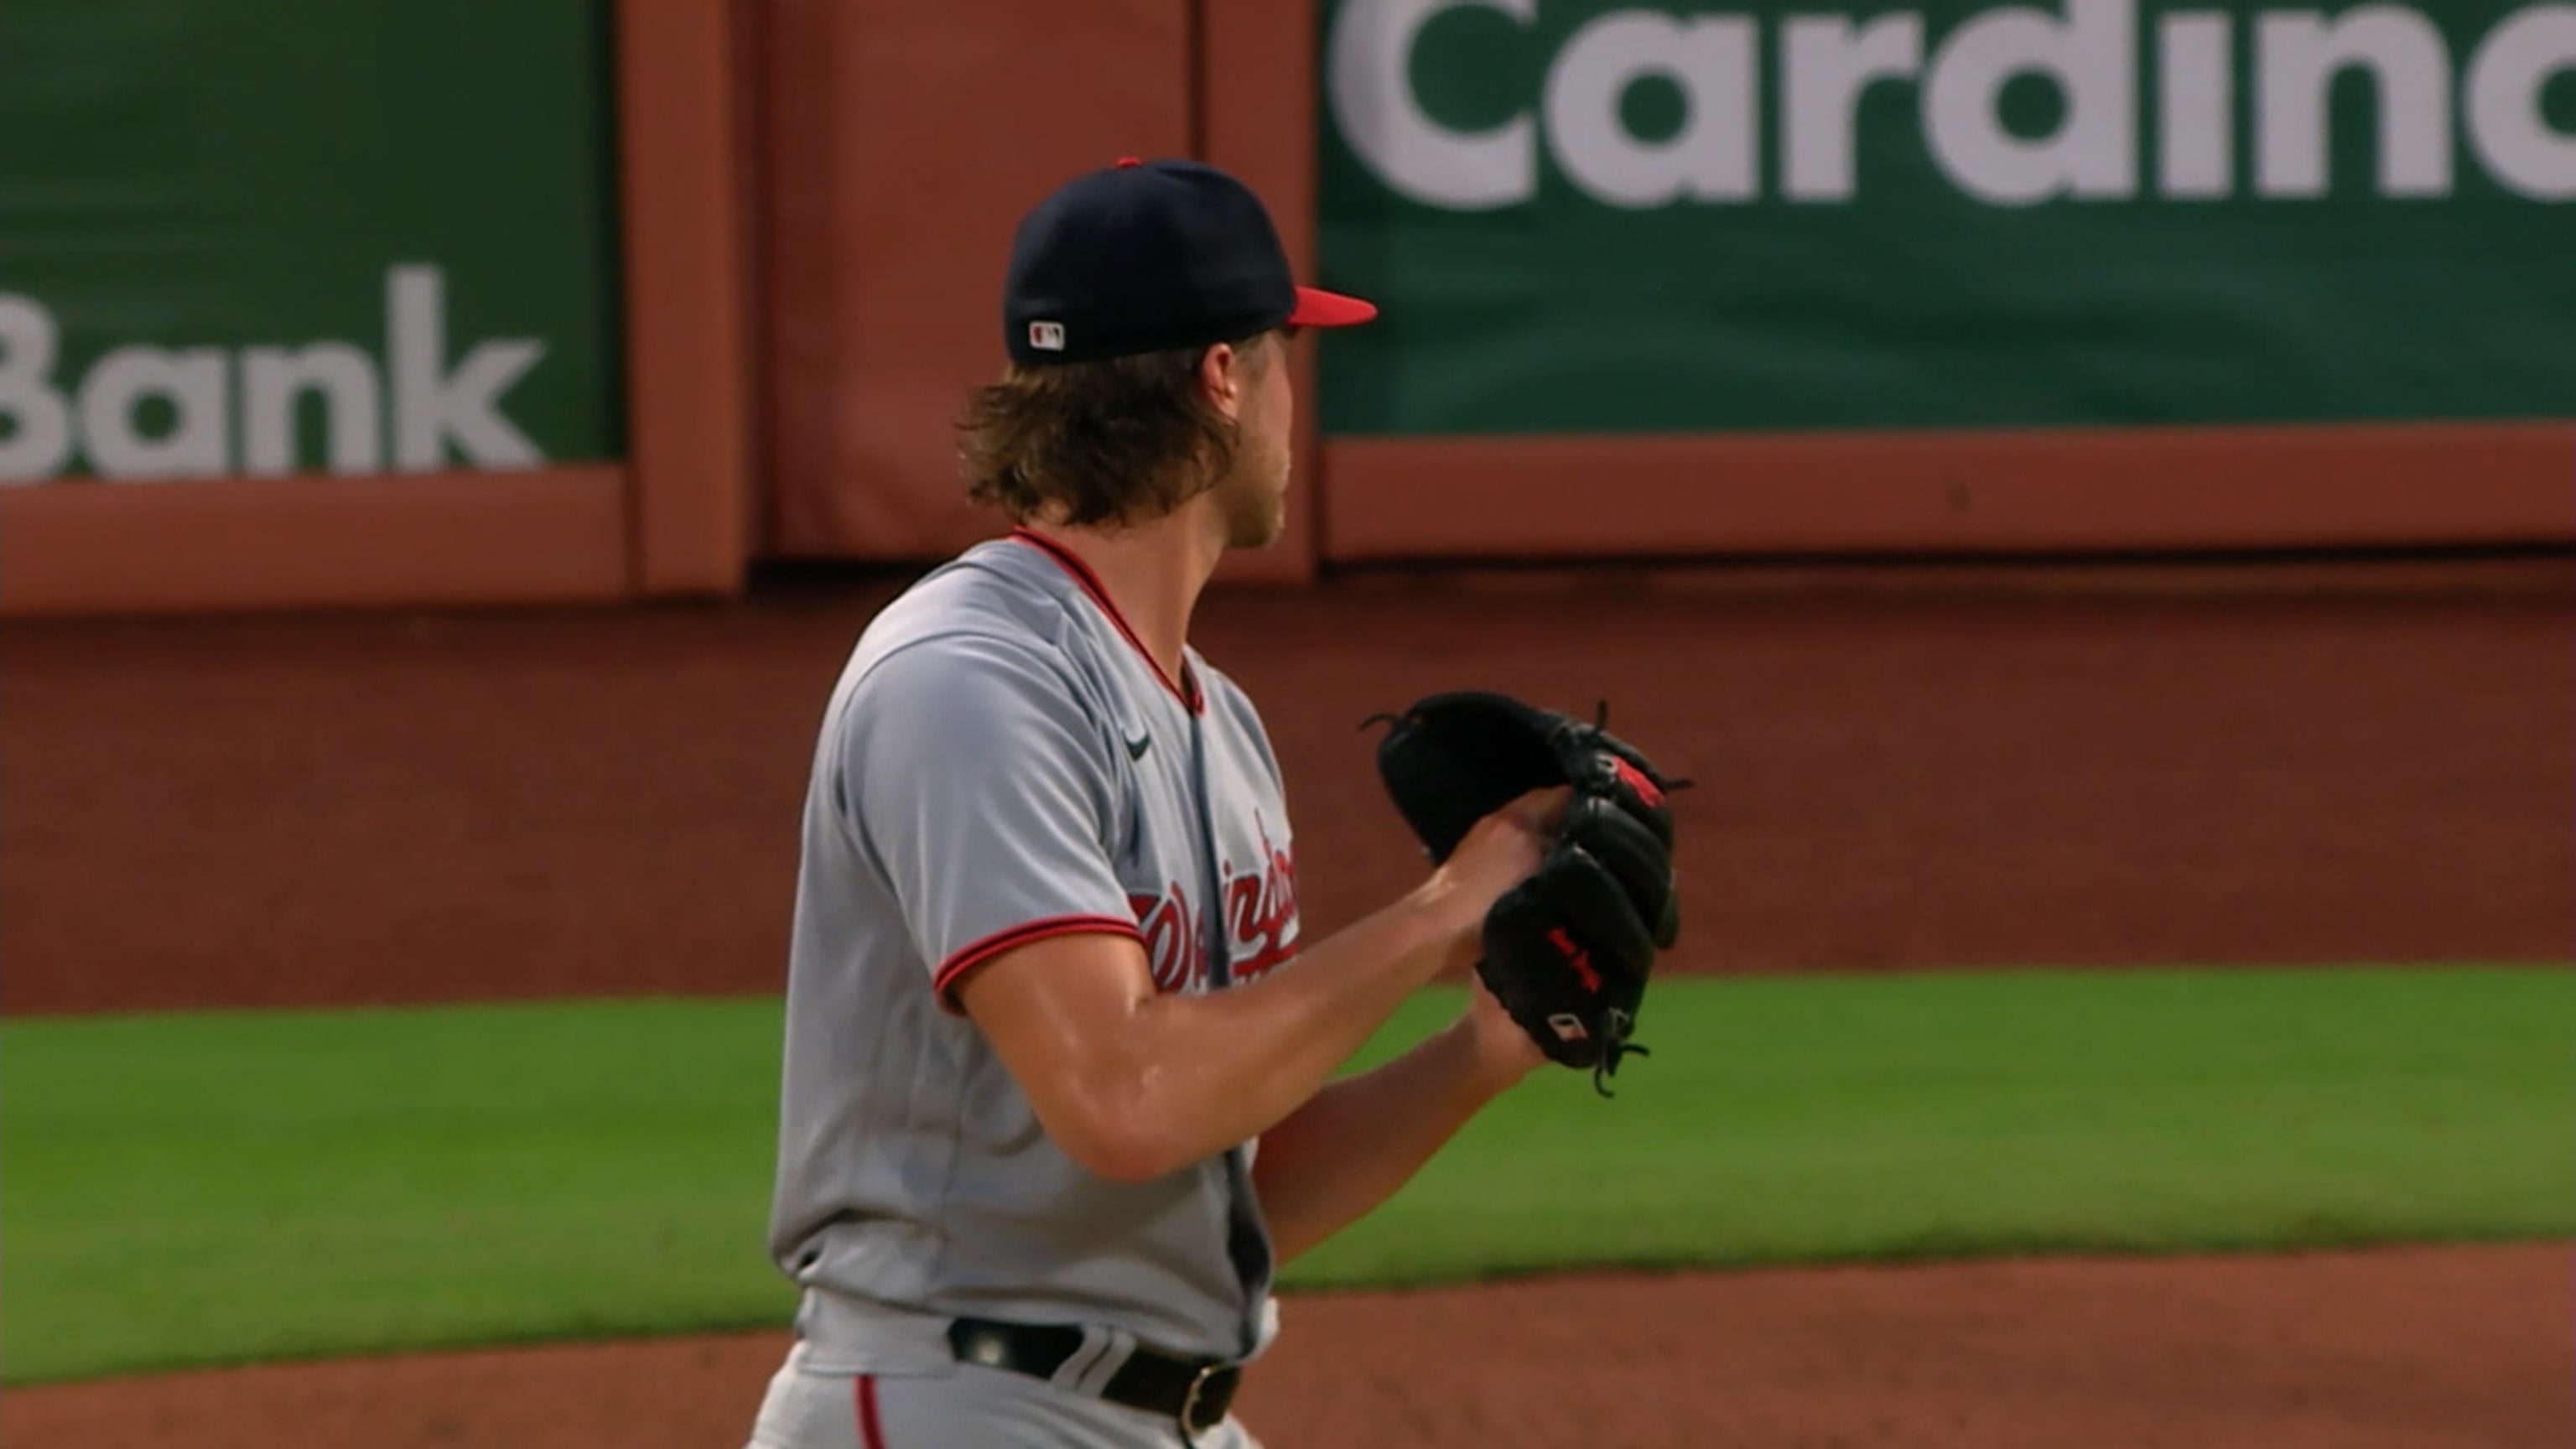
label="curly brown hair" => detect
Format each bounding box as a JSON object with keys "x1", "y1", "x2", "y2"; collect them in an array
[{"x1": 957, "y1": 340, "x2": 1259, "y2": 527}]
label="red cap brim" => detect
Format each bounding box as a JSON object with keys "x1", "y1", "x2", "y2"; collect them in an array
[{"x1": 1287, "y1": 286, "x2": 1377, "y2": 329}]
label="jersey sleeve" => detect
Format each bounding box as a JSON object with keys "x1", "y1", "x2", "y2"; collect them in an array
[{"x1": 836, "y1": 633, "x2": 1141, "y2": 1006}]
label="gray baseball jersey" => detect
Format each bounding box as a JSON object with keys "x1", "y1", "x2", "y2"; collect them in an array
[{"x1": 768, "y1": 527, "x2": 1300, "y2": 1374}]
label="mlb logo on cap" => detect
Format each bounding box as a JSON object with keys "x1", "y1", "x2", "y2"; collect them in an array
[{"x1": 1026, "y1": 320, "x2": 1067, "y2": 352}]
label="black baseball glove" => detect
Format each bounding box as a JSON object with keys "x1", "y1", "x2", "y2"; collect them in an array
[{"x1": 1370, "y1": 691, "x2": 1682, "y2": 1094}]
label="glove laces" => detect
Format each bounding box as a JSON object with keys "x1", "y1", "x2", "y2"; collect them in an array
[{"x1": 1591, "y1": 1011, "x2": 1650, "y2": 1098}]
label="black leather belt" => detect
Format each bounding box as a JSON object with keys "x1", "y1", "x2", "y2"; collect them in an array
[{"x1": 946, "y1": 1316, "x2": 1240, "y2": 1435}]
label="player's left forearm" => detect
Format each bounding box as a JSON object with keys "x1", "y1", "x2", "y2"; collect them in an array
[{"x1": 1247, "y1": 1013, "x2": 1535, "y2": 1264}]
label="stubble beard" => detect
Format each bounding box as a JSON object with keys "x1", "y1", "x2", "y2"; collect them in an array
[{"x1": 1216, "y1": 450, "x2": 1290, "y2": 549}]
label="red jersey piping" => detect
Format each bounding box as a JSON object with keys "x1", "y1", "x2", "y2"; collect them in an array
[{"x1": 1009, "y1": 527, "x2": 1204, "y2": 714}]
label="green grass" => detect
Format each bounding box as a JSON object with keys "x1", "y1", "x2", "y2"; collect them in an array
[
  {"x1": 3, "y1": 968, "x2": 2569, "y2": 1384},
  {"x1": 1298, "y1": 968, "x2": 2576, "y2": 1286},
  {"x1": 2, "y1": 999, "x2": 793, "y2": 1385}
]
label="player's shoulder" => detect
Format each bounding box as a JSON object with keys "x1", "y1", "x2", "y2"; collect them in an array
[
  {"x1": 844, "y1": 538, "x2": 1057, "y2": 654},
  {"x1": 830, "y1": 540, "x2": 1103, "y2": 713},
  {"x1": 864, "y1": 540, "x2": 1060, "y2": 644}
]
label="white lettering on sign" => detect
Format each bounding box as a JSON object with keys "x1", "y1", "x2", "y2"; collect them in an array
[
  {"x1": 0, "y1": 296, "x2": 77, "y2": 480},
  {"x1": 1546, "y1": 12, "x2": 1759, "y2": 205},
  {"x1": 2468, "y1": 7, "x2": 2576, "y2": 199},
  {"x1": 0, "y1": 264, "x2": 547, "y2": 484},
  {"x1": 1326, "y1": 0, "x2": 2576, "y2": 208},
  {"x1": 1329, "y1": 0, "x2": 1541, "y2": 209},
  {"x1": 1783, "y1": 13, "x2": 1924, "y2": 202},
  {"x1": 1925, "y1": 0, "x2": 2137, "y2": 205},
  {"x1": 2257, "y1": 8, "x2": 2452, "y2": 199},
  {"x1": 2158, "y1": 12, "x2": 2234, "y2": 198}
]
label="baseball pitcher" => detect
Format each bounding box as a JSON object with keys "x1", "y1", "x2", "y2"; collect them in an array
[{"x1": 742, "y1": 158, "x2": 1681, "y2": 1449}]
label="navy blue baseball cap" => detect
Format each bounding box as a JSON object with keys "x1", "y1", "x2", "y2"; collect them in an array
[{"x1": 1002, "y1": 157, "x2": 1376, "y2": 366}]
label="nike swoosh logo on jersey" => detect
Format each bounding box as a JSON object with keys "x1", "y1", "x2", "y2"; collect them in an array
[{"x1": 1124, "y1": 732, "x2": 1152, "y2": 761}]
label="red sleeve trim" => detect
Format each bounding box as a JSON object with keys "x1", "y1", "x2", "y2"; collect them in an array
[{"x1": 931, "y1": 913, "x2": 1146, "y2": 1012}]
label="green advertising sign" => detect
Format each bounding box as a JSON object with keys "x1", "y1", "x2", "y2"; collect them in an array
[
  {"x1": 0, "y1": 0, "x2": 621, "y2": 482},
  {"x1": 1316, "y1": 0, "x2": 2576, "y2": 435}
]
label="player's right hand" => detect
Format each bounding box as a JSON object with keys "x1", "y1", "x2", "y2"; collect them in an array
[{"x1": 1424, "y1": 786, "x2": 1566, "y2": 950}]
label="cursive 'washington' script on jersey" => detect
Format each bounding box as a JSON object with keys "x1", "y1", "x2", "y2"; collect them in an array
[{"x1": 1128, "y1": 821, "x2": 1300, "y2": 992}]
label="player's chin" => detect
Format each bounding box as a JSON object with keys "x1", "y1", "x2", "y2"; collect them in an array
[{"x1": 1224, "y1": 498, "x2": 1289, "y2": 550}]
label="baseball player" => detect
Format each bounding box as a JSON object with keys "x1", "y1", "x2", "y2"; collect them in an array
[{"x1": 741, "y1": 158, "x2": 1671, "y2": 1449}]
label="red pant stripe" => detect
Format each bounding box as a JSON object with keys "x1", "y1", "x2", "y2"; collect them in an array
[{"x1": 854, "y1": 1374, "x2": 887, "y2": 1449}]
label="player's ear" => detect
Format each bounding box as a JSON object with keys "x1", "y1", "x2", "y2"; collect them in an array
[{"x1": 1195, "y1": 341, "x2": 1244, "y2": 419}]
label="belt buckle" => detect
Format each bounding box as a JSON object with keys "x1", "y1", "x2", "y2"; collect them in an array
[{"x1": 1178, "y1": 1362, "x2": 1228, "y2": 1434}]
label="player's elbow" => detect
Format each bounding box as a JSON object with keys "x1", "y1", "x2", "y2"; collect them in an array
[
  {"x1": 1038, "y1": 1085, "x2": 1195, "y2": 1184},
  {"x1": 1064, "y1": 1132, "x2": 1177, "y2": 1185}
]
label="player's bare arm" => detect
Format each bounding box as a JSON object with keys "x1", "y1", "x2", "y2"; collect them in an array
[
  {"x1": 953, "y1": 795, "x2": 1559, "y2": 1184},
  {"x1": 1255, "y1": 697, "x2": 1685, "y2": 1261},
  {"x1": 1246, "y1": 974, "x2": 1545, "y2": 1263}
]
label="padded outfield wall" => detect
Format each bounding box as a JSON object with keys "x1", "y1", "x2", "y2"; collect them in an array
[
  {"x1": 0, "y1": 0, "x2": 746, "y2": 616},
  {"x1": 3, "y1": 0, "x2": 2568, "y2": 616}
]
